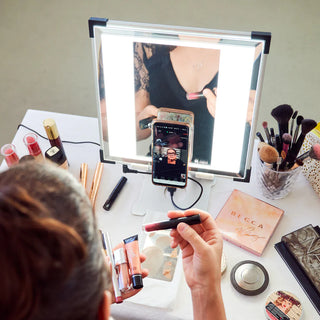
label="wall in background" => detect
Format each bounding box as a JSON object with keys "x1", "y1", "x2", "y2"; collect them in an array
[{"x1": 1, "y1": 0, "x2": 319, "y2": 159}]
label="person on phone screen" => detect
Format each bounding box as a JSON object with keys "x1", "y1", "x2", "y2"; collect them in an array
[{"x1": 155, "y1": 148, "x2": 186, "y2": 181}]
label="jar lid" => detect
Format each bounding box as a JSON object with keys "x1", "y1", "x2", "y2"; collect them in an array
[
  {"x1": 230, "y1": 260, "x2": 269, "y2": 296},
  {"x1": 265, "y1": 290, "x2": 302, "y2": 320}
]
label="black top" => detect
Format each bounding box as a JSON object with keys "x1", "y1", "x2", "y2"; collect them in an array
[
  {"x1": 153, "y1": 157, "x2": 186, "y2": 181},
  {"x1": 135, "y1": 43, "x2": 218, "y2": 164},
  {"x1": 146, "y1": 51, "x2": 218, "y2": 164}
]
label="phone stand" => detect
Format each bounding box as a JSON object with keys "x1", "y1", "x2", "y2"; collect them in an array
[{"x1": 131, "y1": 174, "x2": 215, "y2": 216}]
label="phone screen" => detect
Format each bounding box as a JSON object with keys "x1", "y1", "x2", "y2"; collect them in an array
[{"x1": 152, "y1": 121, "x2": 189, "y2": 188}]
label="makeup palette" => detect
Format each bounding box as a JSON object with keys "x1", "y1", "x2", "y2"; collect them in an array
[{"x1": 230, "y1": 260, "x2": 269, "y2": 296}]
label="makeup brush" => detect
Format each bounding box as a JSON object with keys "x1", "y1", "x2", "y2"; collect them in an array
[
  {"x1": 275, "y1": 134, "x2": 282, "y2": 154},
  {"x1": 270, "y1": 128, "x2": 276, "y2": 147},
  {"x1": 282, "y1": 133, "x2": 292, "y2": 156},
  {"x1": 292, "y1": 115, "x2": 304, "y2": 145},
  {"x1": 262, "y1": 121, "x2": 272, "y2": 145},
  {"x1": 271, "y1": 104, "x2": 294, "y2": 144},
  {"x1": 258, "y1": 144, "x2": 279, "y2": 164},
  {"x1": 289, "y1": 110, "x2": 298, "y2": 136},
  {"x1": 280, "y1": 119, "x2": 317, "y2": 170},
  {"x1": 296, "y1": 143, "x2": 320, "y2": 162},
  {"x1": 256, "y1": 132, "x2": 265, "y2": 142}
]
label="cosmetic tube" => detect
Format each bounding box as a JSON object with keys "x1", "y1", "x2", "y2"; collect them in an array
[
  {"x1": 23, "y1": 132, "x2": 43, "y2": 161},
  {"x1": 101, "y1": 231, "x2": 123, "y2": 304},
  {"x1": 114, "y1": 247, "x2": 131, "y2": 292},
  {"x1": 142, "y1": 214, "x2": 201, "y2": 232},
  {"x1": 43, "y1": 118, "x2": 67, "y2": 161},
  {"x1": 1, "y1": 144, "x2": 19, "y2": 167},
  {"x1": 123, "y1": 235, "x2": 143, "y2": 289}
]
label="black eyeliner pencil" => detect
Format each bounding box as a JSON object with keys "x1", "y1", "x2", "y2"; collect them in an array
[{"x1": 103, "y1": 176, "x2": 127, "y2": 211}]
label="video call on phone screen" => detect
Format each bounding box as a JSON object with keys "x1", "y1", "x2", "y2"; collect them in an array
[{"x1": 152, "y1": 122, "x2": 189, "y2": 187}]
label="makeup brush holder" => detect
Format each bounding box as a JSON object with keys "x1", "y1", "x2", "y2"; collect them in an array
[{"x1": 255, "y1": 157, "x2": 302, "y2": 200}]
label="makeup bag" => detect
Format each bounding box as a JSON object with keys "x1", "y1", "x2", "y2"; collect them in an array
[{"x1": 299, "y1": 122, "x2": 320, "y2": 197}]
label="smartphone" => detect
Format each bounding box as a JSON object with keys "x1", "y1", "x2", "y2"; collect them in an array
[{"x1": 151, "y1": 120, "x2": 190, "y2": 188}]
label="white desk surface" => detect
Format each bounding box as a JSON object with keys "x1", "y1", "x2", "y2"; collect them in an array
[{"x1": 2, "y1": 109, "x2": 320, "y2": 320}]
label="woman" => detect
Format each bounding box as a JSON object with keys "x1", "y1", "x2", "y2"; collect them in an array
[{"x1": 0, "y1": 161, "x2": 226, "y2": 320}]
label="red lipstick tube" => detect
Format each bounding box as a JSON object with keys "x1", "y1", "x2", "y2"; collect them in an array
[
  {"x1": 23, "y1": 133, "x2": 43, "y2": 160},
  {"x1": 142, "y1": 214, "x2": 201, "y2": 232}
]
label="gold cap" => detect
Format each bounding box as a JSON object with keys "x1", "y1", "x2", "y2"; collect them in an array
[{"x1": 43, "y1": 118, "x2": 59, "y2": 140}]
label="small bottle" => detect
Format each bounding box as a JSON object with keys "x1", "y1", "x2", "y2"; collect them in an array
[
  {"x1": 45, "y1": 146, "x2": 68, "y2": 169},
  {"x1": 23, "y1": 132, "x2": 43, "y2": 161},
  {"x1": 1, "y1": 144, "x2": 19, "y2": 167},
  {"x1": 43, "y1": 118, "x2": 67, "y2": 162},
  {"x1": 114, "y1": 247, "x2": 131, "y2": 293}
]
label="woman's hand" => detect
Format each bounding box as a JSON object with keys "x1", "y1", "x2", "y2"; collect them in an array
[
  {"x1": 103, "y1": 244, "x2": 149, "y2": 304},
  {"x1": 169, "y1": 209, "x2": 226, "y2": 320},
  {"x1": 168, "y1": 209, "x2": 222, "y2": 291},
  {"x1": 202, "y1": 88, "x2": 217, "y2": 118}
]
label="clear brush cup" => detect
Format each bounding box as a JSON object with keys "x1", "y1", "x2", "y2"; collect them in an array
[{"x1": 255, "y1": 155, "x2": 302, "y2": 200}]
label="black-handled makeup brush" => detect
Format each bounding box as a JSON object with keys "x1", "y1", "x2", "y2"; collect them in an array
[
  {"x1": 256, "y1": 132, "x2": 265, "y2": 142},
  {"x1": 289, "y1": 110, "x2": 298, "y2": 136},
  {"x1": 280, "y1": 119, "x2": 317, "y2": 170},
  {"x1": 292, "y1": 115, "x2": 304, "y2": 145},
  {"x1": 271, "y1": 104, "x2": 294, "y2": 145},
  {"x1": 270, "y1": 128, "x2": 276, "y2": 147}
]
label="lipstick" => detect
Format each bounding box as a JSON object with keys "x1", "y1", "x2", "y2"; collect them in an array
[
  {"x1": 23, "y1": 133, "x2": 43, "y2": 161},
  {"x1": 142, "y1": 214, "x2": 201, "y2": 232},
  {"x1": 186, "y1": 92, "x2": 205, "y2": 100},
  {"x1": 1, "y1": 143, "x2": 19, "y2": 167}
]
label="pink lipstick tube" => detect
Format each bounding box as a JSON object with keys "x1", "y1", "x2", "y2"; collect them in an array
[
  {"x1": 142, "y1": 214, "x2": 201, "y2": 232},
  {"x1": 186, "y1": 92, "x2": 205, "y2": 100},
  {"x1": 1, "y1": 143, "x2": 19, "y2": 167}
]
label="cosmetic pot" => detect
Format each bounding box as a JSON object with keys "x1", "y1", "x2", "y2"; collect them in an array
[{"x1": 45, "y1": 146, "x2": 68, "y2": 169}]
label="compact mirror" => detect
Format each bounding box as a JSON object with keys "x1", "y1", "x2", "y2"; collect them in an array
[{"x1": 89, "y1": 18, "x2": 271, "y2": 180}]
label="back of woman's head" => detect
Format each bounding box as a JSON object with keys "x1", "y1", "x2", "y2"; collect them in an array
[{"x1": 0, "y1": 161, "x2": 109, "y2": 320}]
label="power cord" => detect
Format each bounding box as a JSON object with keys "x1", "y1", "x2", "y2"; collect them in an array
[
  {"x1": 122, "y1": 164, "x2": 204, "y2": 209},
  {"x1": 167, "y1": 177, "x2": 203, "y2": 210},
  {"x1": 17, "y1": 124, "x2": 100, "y2": 146}
]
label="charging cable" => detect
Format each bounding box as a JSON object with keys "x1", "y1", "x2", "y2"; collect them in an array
[{"x1": 167, "y1": 177, "x2": 203, "y2": 210}]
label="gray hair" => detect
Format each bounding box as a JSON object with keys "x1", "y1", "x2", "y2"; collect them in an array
[{"x1": 0, "y1": 161, "x2": 110, "y2": 320}]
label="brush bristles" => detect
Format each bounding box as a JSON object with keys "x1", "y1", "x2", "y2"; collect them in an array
[
  {"x1": 282, "y1": 133, "x2": 292, "y2": 144},
  {"x1": 296, "y1": 115, "x2": 304, "y2": 125},
  {"x1": 301, "y1": 119, "x2": 317, "y2": 135},
  {"x1": 292, "y1": 110, "x2": 298, "y2": 120},
  {"x1": 310, "y1": 144, "x2": 320, "y2": 160},
  {"x1": 271, "y1": 104, "x2": 294, "y2": 123}
]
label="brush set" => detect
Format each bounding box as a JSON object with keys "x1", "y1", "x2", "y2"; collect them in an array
[{"x1": 256, "y1": 104, "x2": 319, "y2": 171}]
